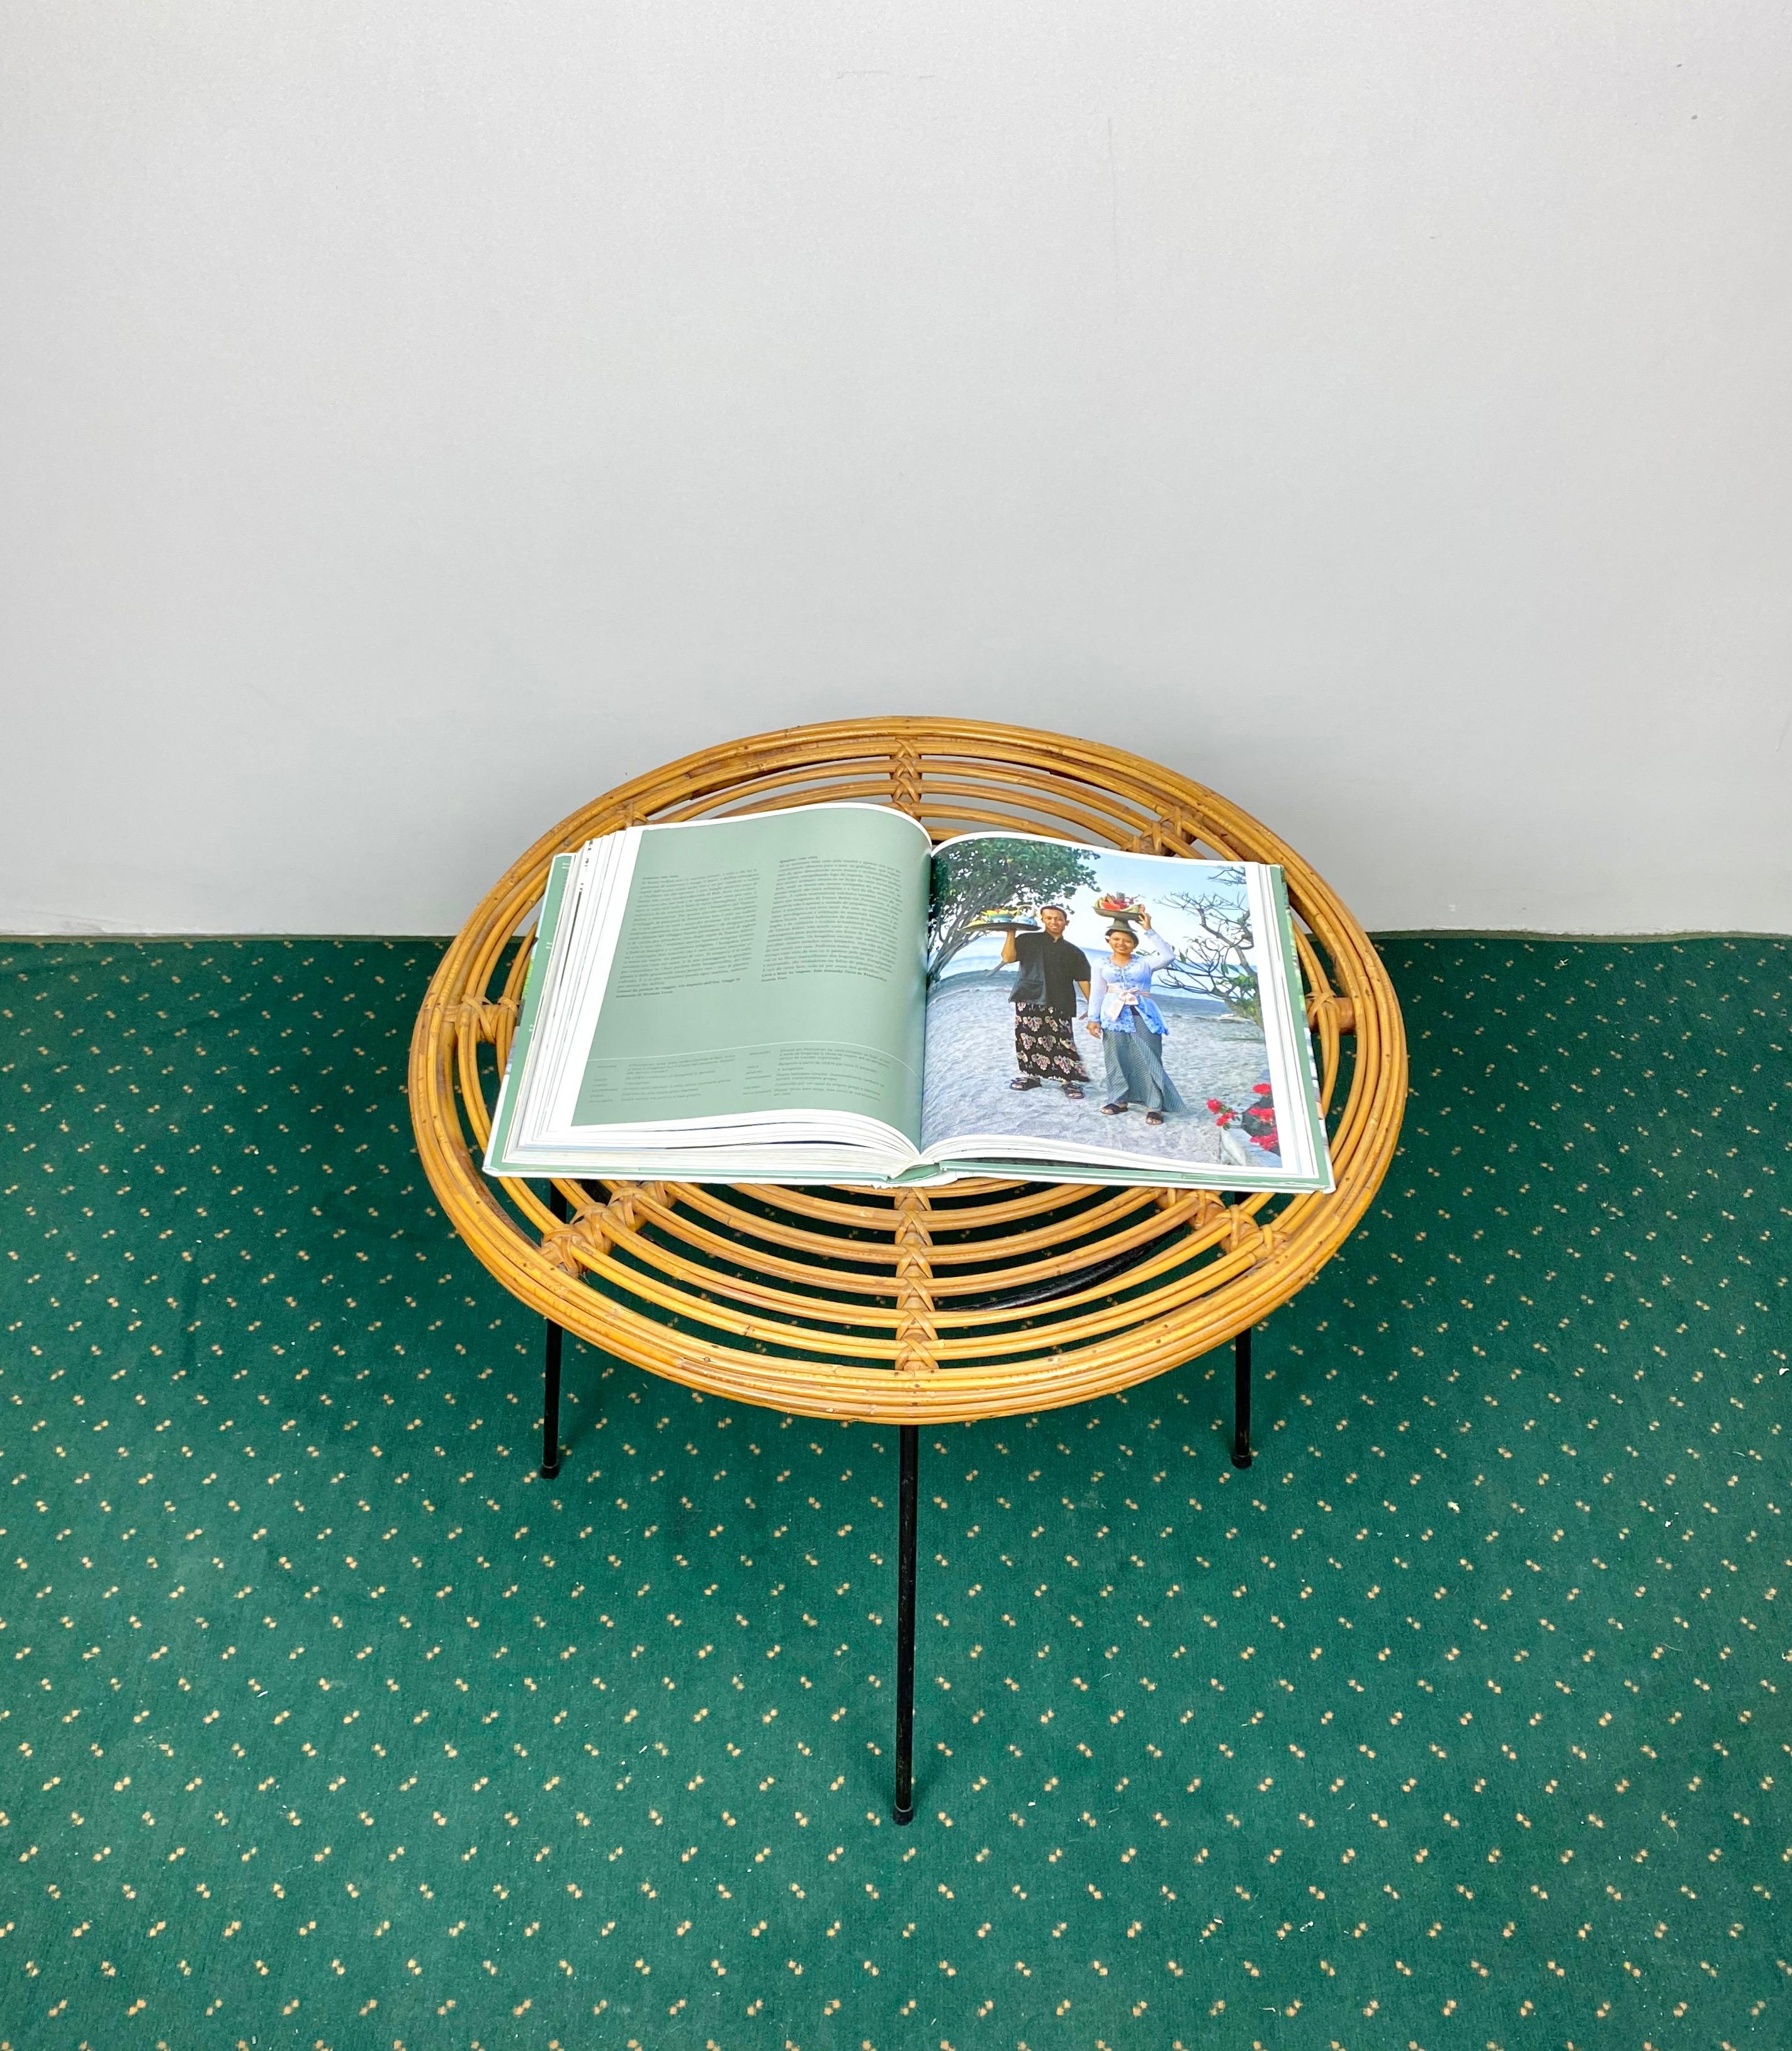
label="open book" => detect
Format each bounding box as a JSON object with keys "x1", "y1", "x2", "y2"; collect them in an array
[{"x1": 483, "y1": 802, "x2": 1332, "y2": 1191}]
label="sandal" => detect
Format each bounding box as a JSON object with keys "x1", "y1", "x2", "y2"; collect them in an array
[
  {"x1": 1101, "y1": 1103, "x2": 1125, "y2": 1115},
  {"x1": 1062, "y1": 1086, "x2": 1085, "y2": 1099},
  {"x1": 1144, "y1": 1111, "x2": 1165, "y2": 1125},
  {"x1": 1010, "y1": 1077, "x2": 1042, "y2": 1091}
]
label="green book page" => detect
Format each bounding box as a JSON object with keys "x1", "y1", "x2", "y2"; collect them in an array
[
  {"x1": 483, "y1": 851, "x2": 573, "y2": 1172},
  {"x1": 574, "y1": 805, "x2": 930, "y2": 1137},
  {"x1": 1268, "y1": 865, "x2": 1330, "y2": 1183}
]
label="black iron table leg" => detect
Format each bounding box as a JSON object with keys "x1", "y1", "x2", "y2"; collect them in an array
[
  {"x1": 893, "y1": 1425, "x2": 918, "y2": 1825},
  {"x1": 1232, "y1": 1324, "x2": 1253, "y2": 1469},
  {"x1": 541, "y1": 1184, "x2": 567, "y2": 1480}
]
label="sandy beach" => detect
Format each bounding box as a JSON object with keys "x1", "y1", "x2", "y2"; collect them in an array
[{"x1": 920, "y1": 969, "x2": 1276, "y2": 1166}]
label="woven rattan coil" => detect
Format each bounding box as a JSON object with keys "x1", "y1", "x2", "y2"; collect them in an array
[{"x1": 409, "y1": 718, "x2": 1406, "y2": 1422}]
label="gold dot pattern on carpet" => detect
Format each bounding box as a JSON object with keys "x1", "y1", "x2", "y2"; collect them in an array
[{"x1": 0, "y1": 935, "x2": 1786, "y2": 2048}]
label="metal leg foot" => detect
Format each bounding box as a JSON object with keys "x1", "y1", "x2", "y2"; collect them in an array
[
  {"x1": 1231, "y1": 1323, "x2": 1253, "y2": 1469},
  {"x1": 893, "y1": 1425, "x2": 918, "y2": 1824},
  {"x1": 541, "y1": 1184, "x2": 566, "y2": 1480}
]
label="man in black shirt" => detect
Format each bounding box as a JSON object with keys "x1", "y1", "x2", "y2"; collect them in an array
[{"x1": 1000, "y1": 906, "x2": 1092, "y2": 1096}]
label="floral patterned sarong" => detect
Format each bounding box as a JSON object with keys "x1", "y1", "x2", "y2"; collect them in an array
[{"x1": 1013, "y1": 1001, "x2": 1089, "y2": 1084}]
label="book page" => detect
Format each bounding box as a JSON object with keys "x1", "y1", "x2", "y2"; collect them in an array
[
  {"x1": 918, "y1": 833, "x2": 1326, "y2": 1188},
  {"x1": 483, "y1": 850, "x2": 573, "y2": 1172},
  {"x1": 572, "y1": 804, "x2": 931, "y2": 1137}
]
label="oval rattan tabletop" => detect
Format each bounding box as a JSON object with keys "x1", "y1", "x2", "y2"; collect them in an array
[{"x1": 409, "y1": 718, "x2": 1406, "y2": 1423}]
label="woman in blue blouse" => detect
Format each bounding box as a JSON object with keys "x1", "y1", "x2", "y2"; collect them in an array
[{"x1": 1083, "y1": 912, "x2": 1189, "y2": 1123}]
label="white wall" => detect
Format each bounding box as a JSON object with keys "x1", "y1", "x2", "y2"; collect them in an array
[{"x1": 3, "y1": 2, "x2": 1789, "y2": 936}]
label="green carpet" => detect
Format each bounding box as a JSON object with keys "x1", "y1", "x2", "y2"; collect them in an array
[{"x1": 1, "y1": 935, "x2": 1787, "y2": 2051}]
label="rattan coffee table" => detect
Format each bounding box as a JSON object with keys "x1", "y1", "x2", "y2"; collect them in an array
[{"x1": 409, "y1": 717, "x2": 1406, "y2": 1821}]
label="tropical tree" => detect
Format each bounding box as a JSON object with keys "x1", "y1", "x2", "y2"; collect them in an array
[
  {"x1": 1157, "y1": 867, "x2": 1262, "y2": 1024},
  {"x1": 928, "y1": 839, "x2": 1098, "y2": 983}
]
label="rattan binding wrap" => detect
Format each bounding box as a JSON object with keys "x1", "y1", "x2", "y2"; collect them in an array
[{"x1": 409, "y1": 719, "x2": 1406, "y2": 1422}]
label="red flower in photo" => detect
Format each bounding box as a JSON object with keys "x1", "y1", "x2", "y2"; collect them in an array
[{"x1": 1207, "y1": 1081, "x2": 1279, "y2": 1157}]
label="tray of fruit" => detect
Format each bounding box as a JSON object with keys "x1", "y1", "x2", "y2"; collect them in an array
[
  {"x1": 969, "y1": 906, "x2": 1040, "y2": 932},
  {"x1": 1093, "y1": 892, "x2": 1146, "y2": 922}
]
